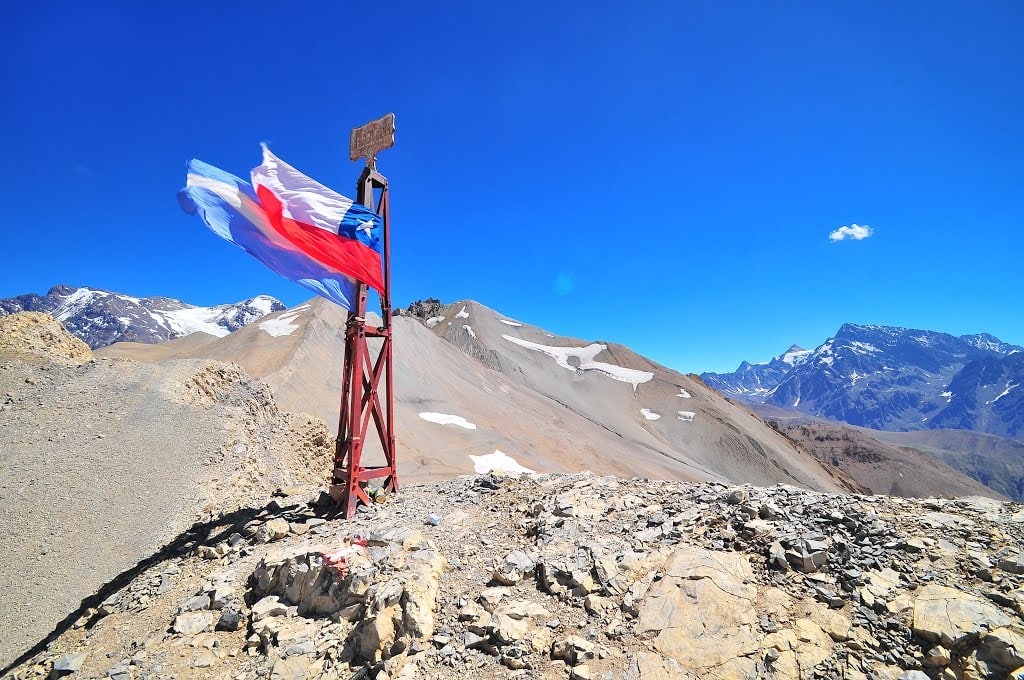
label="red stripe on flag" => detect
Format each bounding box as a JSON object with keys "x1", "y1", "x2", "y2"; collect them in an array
[{"x1": 256, "y1": 184, "x2": 384, "y2": 292}]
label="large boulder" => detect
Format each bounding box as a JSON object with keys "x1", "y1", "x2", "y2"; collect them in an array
[{"x1": 912, "y1": 584, "x2": 1014, "y2": 647}]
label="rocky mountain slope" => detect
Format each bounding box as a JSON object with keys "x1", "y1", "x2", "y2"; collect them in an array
[
  {"x1": 765, "y1": 420, "x2": 1005, "y2": 500},
  {"x1": 701, "y1": 344, "x2": 811, "y2": 401},
  {"x1": 100, "y1": 298, "x2": 856, "y2": 494},
  {"x1": 7, "y1": 471, "x2": 1024, "y2": 680},
  {"x1": 701, "y1": 323, "x2": 1023, "y2": 440},
  {"x1": 0, "y1": 314, "x2": 331, "y2": 669},
  {"x1": 0, "y1": 285, "x2": 283, "y2": 349},
  {"x1": 869, "y1": 429, "x2": 1024, "y2": 503}
]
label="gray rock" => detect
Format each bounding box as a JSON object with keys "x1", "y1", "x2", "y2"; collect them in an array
[
  {"x1": 999, "y1": 554, "x2": 1024, "y2": 575},
  {"x1": 172, "y1": 611, "x2": 213, "y2": 635},
  {"x1": 215, "y1": 608, "x2": 243, "y2": 632},
  {"x1": 251, "y1": 595, "x2": 288, "y2": 620},
  {"x1": 178, "y1": 594, "x2": 210, "y2": 612},
  {"x1": 53, "y1": 652, "x2": 88, "y2": 673},
  {"x1": 284, "y1": 639, "x2": 316, "y2": 656}
]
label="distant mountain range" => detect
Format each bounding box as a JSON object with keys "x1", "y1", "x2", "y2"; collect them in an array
[
  {"x1": 0, "y1": 285, "x2": 283, "y2": 349},
  {"x1": 702, "y1": 323, "x2": 1024, "y2": 440}
]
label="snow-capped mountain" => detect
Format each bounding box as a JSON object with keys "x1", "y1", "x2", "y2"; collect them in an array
[
  {"x1": 700, "y1": 344, "x2": 811, "y2": 400},
  {"x1": 929, "y1": 351, "x2": 1024, "y2": 439},
  {"x1": 0, "y1": 285, "x2": 284, "y2": 349},
  {"x1": 704, "y1": 323, "x2": 1023, "y2": 439}
]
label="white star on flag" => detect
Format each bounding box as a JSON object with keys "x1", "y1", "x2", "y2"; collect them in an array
[{"x1": 357, "y1": 219, "x2": 374, "y2": 238}]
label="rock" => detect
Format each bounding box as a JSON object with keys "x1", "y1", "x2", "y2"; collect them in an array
[
  {"x1": 923, "y1": 646, "x2": 951, "y2": 667},
  {"x1": 896, "y1": 672, "x2": 930, "y2": 680},
  {"x1": 492, "y1": 550, "x2": 535, "y2": 585},
  {"x1": 53, "y1": 652, "x2": 88, "y2": 673},
  {"x1": 257, "y1": 518, "x2": 291, "y2": 543},
  {"x1": 173, "y1": 611, "x2": 214, "y2": 635},
  {"x1": 179, "y1": 594, "x2": 211, "y2": 612},
  {"x1": 251, "y1": 595, "x2": 289, "y2": 620},
  {"x1": 999, "y1": 554, "x2": 1024, "y2": 575},
  {"x1": 977, "y1": 626, "x2": 1024, "y2": 673},
  {"x1": 425, "y1": 513, "x2": 442, "y2": 526},
  {"x1": 271, "y1": 656, "x2": 311, "y2": 680},
  {"x1": 570, "y1": 664, "x2": 593, "y2": 679},
  {"x1": 636, "y1": 545, "x2": 758, "y2": 675},
  {"x1": 215, "y1": 608, "x2": 243, "y2": 632},
  {"x1": 209, "y1": 584, "x2": 233, "y2": 609},
  {"x1": 912, "y1": 584, "x2": 1014, "y2": 647},
  {"x1": 724, "y1": 488, "x2": 748, "y2": 505},
  {"x1": 551, "y1": 636, "x2": 594, "y2": 666},
  {"x1": 785, "y1": 539, "x2": 829, "y2": 573},
  {"x1": 284, "y1": 640, "x2": 316, "y2": 656}
]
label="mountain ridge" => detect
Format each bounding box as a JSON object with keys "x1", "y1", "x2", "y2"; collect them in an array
[
  {"x1": 0, "y1": 284, "x2": 284, "y2": 349},
  {"x1": 701, "y1": 323, "x2": 1023, "y2": 440}
]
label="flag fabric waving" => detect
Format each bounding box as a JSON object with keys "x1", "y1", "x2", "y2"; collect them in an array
[
  {"x1": 179, "y1": 158, "x2": 360, "y2": 311},
  {"x1": 252, "y1": 145, "x2": 384, "y2": 293},
  {"x1": 179, "y1": 146, "x2": 385, "y2": 311}
]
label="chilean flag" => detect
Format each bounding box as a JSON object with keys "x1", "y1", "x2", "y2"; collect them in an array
[{"x1": 179, "y1": 146, "x2": 384, "y2": 312}]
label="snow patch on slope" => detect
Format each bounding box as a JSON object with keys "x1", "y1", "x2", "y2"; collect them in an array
[
  {"x1": 640, "y1": 408, "x2": 661, "y2": 421},
  {"x1": 161, "y1": 306, "x2": 233, "y2": 337},
  {"x1": 463, "y1": 325, "x2": 476, "y2": 338},
  {"x1": 501, "y1": 335, "x2": 654, "y2": 391},
  {"x1": 987, "y1": 383, "x2": 1018, "y2": 405},
  {"x1": 469, "y1": 450, "x2": 535, "y2": 474},
  {"x1": 419, "y1": 412, "x2": 477, "y2": 430},
  {"x1": 677, "y1": 411, "x2": 696, "y2": 422},
  {"x1": 455, "y1": 306, "x2": 469, "y2": 319},
  {"x1": 260, "y1": 311, "x2": 303, "y2": 337},
  {"x1": 500, "y1": 319, "x2": 523, "y2": 327}
]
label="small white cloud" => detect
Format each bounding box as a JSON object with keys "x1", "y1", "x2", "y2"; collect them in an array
[{"x1": 829, "y1": 224, "x2": 873, "y2": 242}]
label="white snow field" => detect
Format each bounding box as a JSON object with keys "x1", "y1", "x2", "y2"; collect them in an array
[
  {"x1": 499, "y1": 319, "x2": 523, "y2": 327},
  {"x1": 469, "y1": 450, "x2": 536, "y2": 474},
  {"x1": 455, "y1": 306, "x2": 470, "y2": 319},
  {"x1": 418, "y1": 412, "x2": 478, "y2": 430},
  {"x1": 501, "y1": 335, "x2": 654, "y2": 391},
  {"x1": 260, "y1": 311, "x2": 303, "y2": 337},
  {"x1": 677, "y1": 388, "x2": 692, "y2": 398},
  {"x1": 640, "y1": 408, "x2": 661, "y2": 420}
]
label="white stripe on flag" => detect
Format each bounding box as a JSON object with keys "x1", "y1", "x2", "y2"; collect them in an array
[{"x1": 251, "y1": 144, "x2": 355, "y2": 236}]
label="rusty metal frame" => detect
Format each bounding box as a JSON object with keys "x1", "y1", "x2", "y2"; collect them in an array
[{"x1": 332, "y1": 163, "x2": 397, "y2": 517}]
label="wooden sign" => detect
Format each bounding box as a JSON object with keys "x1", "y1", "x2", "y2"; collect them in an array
[{"x1": 349, "y1": 113, "x2": 396, "y2": 162}]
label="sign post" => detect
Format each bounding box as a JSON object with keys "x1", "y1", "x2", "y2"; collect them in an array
[{"x1": 332, "y1": 113, "x2": 398, "y2": 517}]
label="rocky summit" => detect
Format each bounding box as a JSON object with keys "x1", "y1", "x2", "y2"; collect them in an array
[{"x1": 9, "y1": 472, "x2": 1024, "y2": 680}]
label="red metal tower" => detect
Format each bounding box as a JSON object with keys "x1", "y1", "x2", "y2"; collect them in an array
[{"x1": 331, "y1": 115, "x2": 398, "y2": 517}]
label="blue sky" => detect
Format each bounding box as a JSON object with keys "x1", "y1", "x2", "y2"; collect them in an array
[{"x1": 1, "y1": 2, "x2": 1021, "y2": 373}]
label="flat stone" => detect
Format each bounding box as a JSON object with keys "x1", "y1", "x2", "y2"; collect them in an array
[
  {"x1": 637, "y1": 545, "x2": 758, "y2": 672},
  {"x1": 271, "y1": 656, "x2": 311, "y2": 680},
  {"x1": 912, "y1": 584, "x2": 1013, "y2": 647},
  {"x1": 173, "y1": 611, "x2": 214, "y2": 635},
  {"x1": 252, "y1": 595, "x2": 289, "y2": 620},
  {"x1": 53, "y1": 652, "x2": 88, "y2": 672},
  {"x1": 179, "y1": 595, "x2": 211, "y2": 612}
]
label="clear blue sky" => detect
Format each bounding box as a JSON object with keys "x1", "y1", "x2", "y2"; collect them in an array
[{"x1": 2, "y1": 2, "x2": 1021, "y2": 373}]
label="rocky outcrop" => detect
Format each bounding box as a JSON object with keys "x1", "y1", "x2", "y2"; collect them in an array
[
  {"x1": 9, "y1": 473, "x2": 1024, "y2": 679},
  {"x1": 0, "y1": 312, "x2": 92, "y2": 365}
]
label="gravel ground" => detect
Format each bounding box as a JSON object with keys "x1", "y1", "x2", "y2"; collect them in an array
[{"x1": 0, "y1": 353, "x2": 330, "y2": 670}]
